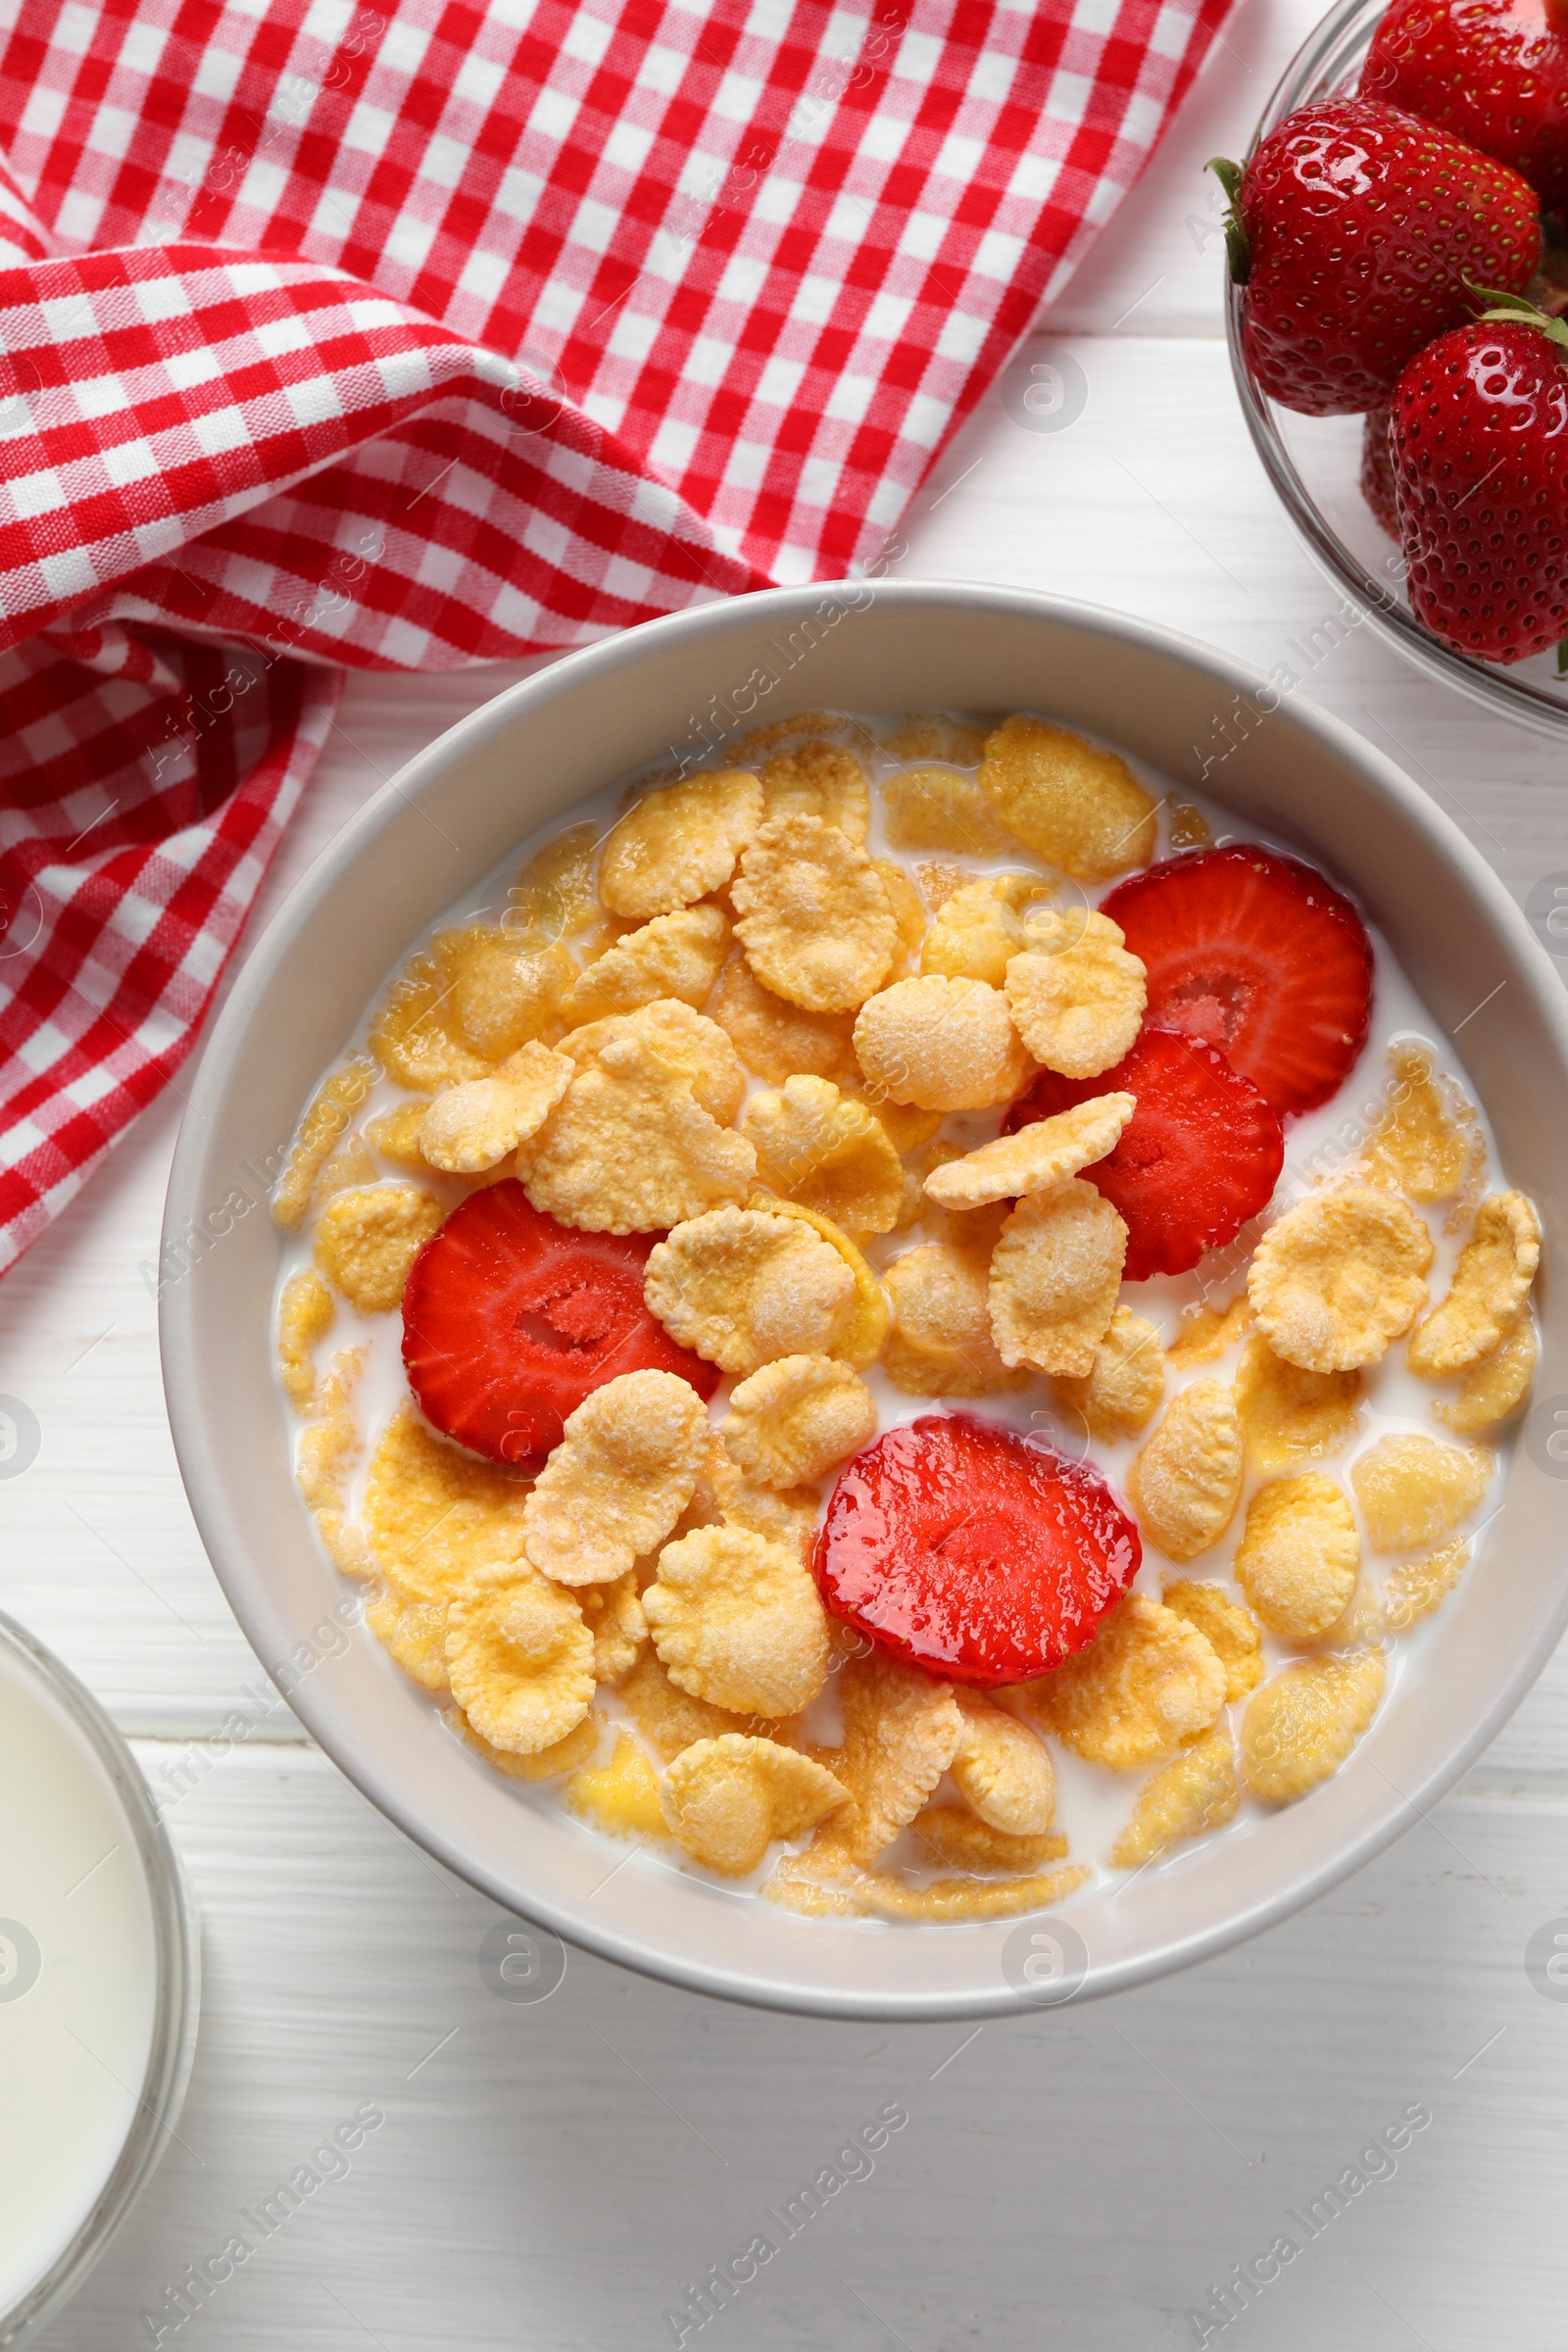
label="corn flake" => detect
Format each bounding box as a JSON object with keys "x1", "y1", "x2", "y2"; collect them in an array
[
  {"x1": 977, "y1": 713, "x2": 1158, "y2": 879},
  {"x1": 760, "y1": 741, "x2": 870, "y2": 841},
  {"x1": 849, "y1": 1864, "x2": 1090, "y2": 1924},
  {"x1": 881, "y1": 764, "x2": 1014, "y2": 856},
  {"x1": 451, "y1": 932, "x2": 574, "y2": 1059},
  {"x1": 1240, "y1": 1649, "x2": 1386, "y2": 1804},
  {"x1": 417, "y1": 1043, "x2": 572, "y2": 1171},
  {"x1": 296, "y1": 1347, "x2": 363, "y2": 1516},
  {"x1": 807, "y1": 1652, "x2": 963, "y2": 1868},
  {"x1": 274, "y1": 1059, "x2": 377, "y2": 1228},
  {"x1": 662, "y1": 1735, "x2": 847, "y2": 1876},
  {"x1": 644, "y1": 1206, "x2": 855, "y2": 1375},
  {"x1": 912, "y1": 1807, "x2": 1067, "y2": 1874},
  {"x1": 566, "y1": 1732, "x2": 669, "y2": 1839},
  {"x1": 570, "y1": 997, "x2": 746, "y2": 1123},
  {"x1": 317, "y1": 1135, "x2": 377, "y2": 1200},
  {"x1": 1234, "y1": 1475, "x2": 1360, "y2": 1640},
  {"x1": 646, "y1": 1522, "x2": 830, "y2": 1716},
  {"x1": 518, "y1": 1010, "x2": 755, "y2": 1233},
  {"x1": 363, "y1": 1401, "x2": 532, "y2": 1601},
  {"x1": 369, "y1": 937, "x2": 494, "y2": 1092},
  {"x1": 315, "y1": 1184, "x2": 445, "y2": 1315},
  {"x1": 510, "y1": 822, "x2": 604, "y2": 943},
  {"x1": 1160, "y1": 1580, "x2": 1262, "y2": 1701},
  {"x1": 882, "y1": 714, "x2": 991, "y2": 763},
  {"x1": 920, "y1": 873, "x2": 1053, "y2": 988},
  {"x1": 1350, "y1": 1433, "x2": 1493, "y2": 1553},
  {"x1": 1233, "y1": 1332, "x2": 1363, "y2": 1473},
  {"x1": 733, "y1": 814, "x2": 897, "y2": 1012},
  {"x1": 1128, "y1": 1377, "x2": 1245, "y2": 1563},
  {"x1": 618, "y1": 1646, "x2": 777, "y2": 1760},
  {"x1": 1435, "y1": 1316, "x2": 1538, "y2": 1436},
  {"x1": 1053, "y1": 1304, "x2": 1165, "y2": 1442},
  {"x1": 721, "y1": 1353, "x2": 877, "y2": 1488},
  {"x1": 1168, "y1": 801, "x2": 1212, "y2": 850},
  {"x1": 449, "y1": 1703, "x2": 602, "y2": 1782},
  {"x1": 989, "y1": 1179, "x2": 1128, "y2": 1378},
  {"x1": 853, "y1": 973, "x2": 1031, "y2": 1111},
  {"x1": 365, "y1": 1100, "x2": 432, "y2": 1168},
  {"x1": 578, "y1": 1572, "x2": 647, "y2": 1684},
  {"x1": 1406, "y1": 1191, "x2": 1542, "y2": 1377},
  {"x1": 599, "y1": 767, "x2": 762, "y2": 918},
  {"x1": 883, "y1": 1243, "x2": 1028, "y2": 1398},
  {"x1": 925, "y1": 1094, "x2": 1135, "y2": 1210},
  {"x1": 365, "y1": 1588, "x2": 451, "y2": 1691},
  {"x1": 750, "y1": 1192, "x2": 893, "y2": 1369},
  {"x1": 1363, "y1": 1041, "x2": 1473, "y2": 1202},
  {"x1": 562, "y1": 905, "x2": 729, "y2": 1027},
  {"x1": 951, "y1": 1691, "x2": 1056, "y2": 1835},
  {"x1": 522, "y1": 1368, "x2": 710, "y2": 1587},
  {"x1": 842, "y1": 1083, "x2": 942, "y2": 1155},
  {"x1": 445, "y1": 1562, "x2": 594, "y2": 1755},
  {"x1": 675, "y1": 1436, "x2": 822, "y2": 1566},
  {"x1": 1109, "y1": 1727, "x2": 1240, "y2": 1870},
  {"x1": 706, "y1": 953, "x2": 858, "y2": 1083},
  {"x1": 1005, "y1": 1592, "x2": 1226, "y2": 1770},
  {"x1": 741, "y1": 1074, "x2": 904, "y2": 1235},
  {"x1": 1382, "y1": 1537, "x2": 1469, "y2": 1631},
  {"x1": 1004, "y1": 914, "x2": 1148, "y2": 1080},
  {"x1": 1248, "y1": 1183, "x2": 1434, "y2": 1372},
  {"x1": 277, "y1": 1268, "x2": 334, "y2": 1414},
  {"x1": 1167, "y1": 1294, "x2": 1251, "y2": 1370},
  {"x1": 871, "y1": 859, "x2": 928, "y2": 970}
]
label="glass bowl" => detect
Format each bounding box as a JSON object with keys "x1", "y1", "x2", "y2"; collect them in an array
[
  {"x1": 0, "y1": 1611, "x2": 199, "y2": 2345},
  {"x1": 1226, "y1": 0, "x2": 1568, "y2": 737}
]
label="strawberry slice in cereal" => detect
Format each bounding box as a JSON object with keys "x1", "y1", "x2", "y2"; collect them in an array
[
  {"x1": 402, "y1": 1180, "x2": 718, "y2": 1468},
  {"x1": 812, "y1": 1413, "x2": 1141, "y2": 1686},
  {"x1": 1100, "y1": 846, "x2": 1373, "y2": 1116},
  {"x1": 1005, "y1": 1027, "x2": 1284, "y2": 1280}
]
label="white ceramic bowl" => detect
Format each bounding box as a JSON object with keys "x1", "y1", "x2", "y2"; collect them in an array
[{"x1": 162, "y1": 583, "x2": 1568, "y2": 2020}]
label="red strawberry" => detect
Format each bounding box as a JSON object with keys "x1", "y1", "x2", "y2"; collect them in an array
[
  {"x1": 1360, "y1": 404, "x2": 1399, "y2": 537},
  {"x1": 1361, "y1": 0, "x2": 1568, "y2": 211},
  {"x1": 1100, "y1": 848, "x2": 1373, "y2": 1117},
  {"x1": 1388, "y1": 304, "x2": 1568, "y2": 662},
  {"x1": 811, "y1": 1414, "x2": 1140, "y2": 1687},
  {"x1": 1210, "y1": 99, "x2": 1540, "y2": 416},
  {"x1": 1004, "y1": 1028, "x2": 1283, "y2": 1281},
  {"x1": 401, "y1": 1180, "x2": 717, "y2": 1468}
]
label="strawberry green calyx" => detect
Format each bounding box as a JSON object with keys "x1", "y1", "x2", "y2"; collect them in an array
[
  {"x1": 1557, "y1": 640, "x2": 1568, "y2": 678},
  {"x1": 1206, "y1": 157, "x2": 1250, "y2": 285},
  {"x1": 1468, "y1": 281, "x2": 1568, "y2": 361}
]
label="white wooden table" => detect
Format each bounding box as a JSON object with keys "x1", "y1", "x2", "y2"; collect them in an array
[{"x1": 14, "y1": 6, "x2": 1568, "y2": 2342}]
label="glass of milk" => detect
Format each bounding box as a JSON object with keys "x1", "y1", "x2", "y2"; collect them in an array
[{"x1": 0, "y1": 1610, "x2": 198, "y2": 2343}]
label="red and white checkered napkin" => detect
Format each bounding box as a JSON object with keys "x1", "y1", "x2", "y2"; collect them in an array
[{"x1": 0, "y1": 0, "x2": 1229, "y2": 1274}]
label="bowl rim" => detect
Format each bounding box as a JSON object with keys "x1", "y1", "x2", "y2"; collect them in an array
[
  {"x1": 161, "y1": 579, "x2": 1568, "y2": 2019},
  {"x1": 1224, "y1": 0, "x2": 1568, "y2": 741}
]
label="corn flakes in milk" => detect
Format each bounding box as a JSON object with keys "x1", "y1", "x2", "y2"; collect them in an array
[{"x1": 276, "y1": 708, "x2": 1538, "y2": 1929}]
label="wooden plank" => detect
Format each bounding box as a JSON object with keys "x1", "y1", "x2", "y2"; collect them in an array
[{"x1": 41, "y1": 1743, "x2": 1568, "y2": 2351}]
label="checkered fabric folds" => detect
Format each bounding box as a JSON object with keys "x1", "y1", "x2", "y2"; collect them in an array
[{"x1": 0, "y1": 0, "x2": 1230, "y2": 1273}]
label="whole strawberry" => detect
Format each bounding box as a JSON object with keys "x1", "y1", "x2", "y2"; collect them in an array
[
  {"x1": 1212, "y1": 98, "x2": 1540, "y2": 415},
  {"x1": 1362, "y1": 0, "x2": 1568, "y2": 211},
  {"x1": 1389, "y1": 300, "x2": 1568, "y2": 662}
]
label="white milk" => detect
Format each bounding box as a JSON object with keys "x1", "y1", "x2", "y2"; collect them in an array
[{"x1": 0, "y1": 1646, "x2": 159, "y2": 2318}]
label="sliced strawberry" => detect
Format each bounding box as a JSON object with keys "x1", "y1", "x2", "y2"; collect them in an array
[
  {"x1": 1101, "y1": 847, "x2": 1372, "y2": 1116},
  {"x1": 812, "y1": 1413, "x2": 1140, "y2": 1687},
  {"x1": 1004, "y1": 1028, "x2": 1284, "y2": 1281},
  {"x1": 401, "y1": 1180, "x2": 717, "y2": 1468}
]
